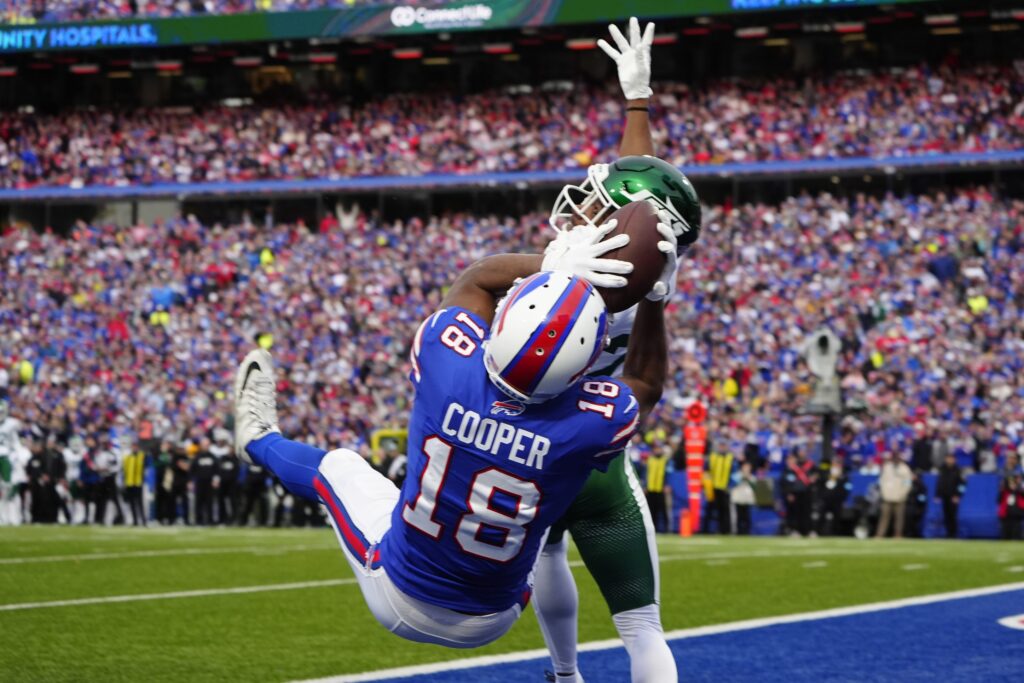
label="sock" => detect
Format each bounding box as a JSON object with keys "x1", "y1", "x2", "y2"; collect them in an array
[
  {"x1": 532, "y1": 537, "x2": 583, "y2": 682},
  {"x1": 612, "y1": 604, "x2": 677, "y2": 683},
  {"x1": 246, "y1": 433, "x2": 326, "y2": 502},
  {"x1": 553, "y1": 674, "x2": 584, "y2": 683}
]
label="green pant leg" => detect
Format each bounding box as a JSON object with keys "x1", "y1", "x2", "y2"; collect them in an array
[{"x1": 554, "y1": 452, "x2": 659, "y2": 615}]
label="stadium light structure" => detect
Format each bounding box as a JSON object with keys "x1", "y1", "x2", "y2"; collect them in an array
[
  {"x1": 735, "y1": 26, "x2": 768, "y2": 38},
  {"x1": 798, "y1": 327, "x2": 866, "y2": 465},
  {"x1": 565, "y1": 38, "x2": 597, "y2": 50},
  {"x1": 833, "y1": 21, "x2": 865, "y2": 34},
  {"x1": 308, "y1": 53, "x2": 337, "y2": 64},
  {"x1": 483, "y1": 42, "x2": 513, "y2": 54}
]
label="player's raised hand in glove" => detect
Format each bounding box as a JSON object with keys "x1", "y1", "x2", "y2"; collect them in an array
[
  {"x1": 597, "y1": 16, "x2": 654, "y2": 101},
  {"x1": 646, "y1": 210, "x2": 679, "y2": 302},
  {"x1": 542, "y1": 220, "x2": 634, "y2": 290}
]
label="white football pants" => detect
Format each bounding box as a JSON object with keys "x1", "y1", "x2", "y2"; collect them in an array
[{"x1": 316, "y1": 448, "x2": 522, "y2": 648}]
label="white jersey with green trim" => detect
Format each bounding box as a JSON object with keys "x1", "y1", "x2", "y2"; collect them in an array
[
  {"x1": 63, "y1": 447, "x2": 85, "y2": 483},
  {"x1": 589, "y1": 304, "x2": 637, "y2": 379},
  {"x1": 0, "y1": 417, "x2": 22, "y2": 459},
  {"x1": 0, "y1": 417, "x2": 28, "y2": 485}
]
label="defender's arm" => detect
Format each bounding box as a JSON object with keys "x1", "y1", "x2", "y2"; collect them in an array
[
  {"x1": 619, "y1": 298, "x2": 666, "y2": 420},
  {"x1": 598, "y1": 17, "x2": 656, "y2": 157},
  {"x1": 620, "y1": 99, "x2": 655, "y2": 157}
]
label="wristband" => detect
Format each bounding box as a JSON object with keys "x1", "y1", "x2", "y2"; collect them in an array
[{"x1": 626, "y1": 106, "x2": 649, "y2": 113}]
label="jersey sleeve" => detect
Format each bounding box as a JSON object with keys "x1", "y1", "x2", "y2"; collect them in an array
[
  {"x1": 575, "y1": 379, "x2": 641, "y2": 471},
  {"x1": 408, "y1": 307, "x2": 488, "y2": 392}
]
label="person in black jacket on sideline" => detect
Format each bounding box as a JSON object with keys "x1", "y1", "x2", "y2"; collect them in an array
[
  {"x1": 934, "y1": 453, "x2": 965, "y2": 539},
  {"x1": 191, "y1": 438, "x2": 217, "y2": 526}
]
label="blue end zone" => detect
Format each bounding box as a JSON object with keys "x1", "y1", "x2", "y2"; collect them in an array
[{"x1": 368, "y1": 590, "x2": 1024, "y2": 682}]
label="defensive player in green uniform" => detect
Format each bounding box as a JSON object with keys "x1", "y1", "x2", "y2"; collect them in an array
[{"x1": 532, "y1": 18, "x2": 702, "y2": 683}]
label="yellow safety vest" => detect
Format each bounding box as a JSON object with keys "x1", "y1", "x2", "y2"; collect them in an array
[
  {"x1": 646, "y1": 455, "x2": 668, "y2": 493},
  {"x1": 123, "y1": 451, "x2": 146, "y2": 488},
  {"x1": 709, "y1": 452, "x2": 734, "y2": 491}
]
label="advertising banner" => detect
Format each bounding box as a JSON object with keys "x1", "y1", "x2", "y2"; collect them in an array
[{"x1": 0, "y1": 0, "x2": 939, "y2": 53}]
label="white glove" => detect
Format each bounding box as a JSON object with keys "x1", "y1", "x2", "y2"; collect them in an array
[
  {"x1": 646, "y1": 210, "x2": 679, "y2": 302},
  {"x1": 542, "y1": 220, "x2": 634, "y2": 290},
  {"x1": 597, "y1": 17, "x2": 655, "y2": 101}
]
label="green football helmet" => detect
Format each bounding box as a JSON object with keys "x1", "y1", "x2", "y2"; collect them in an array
[{"x1": 550, "y1": 155, "x2": 702, "y2": 253}]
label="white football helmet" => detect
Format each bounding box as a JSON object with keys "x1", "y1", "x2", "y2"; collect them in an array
[{"x1": 484, "y1": 271, "x2": 609, "y2": 404}]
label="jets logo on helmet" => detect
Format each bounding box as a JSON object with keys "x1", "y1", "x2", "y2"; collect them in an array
[
  {"x1": 484, "y1": 271, "x2": 609, "y2": 404},
  {"x1": 550, "y1": 154, "x2": 702, "y2": 254}
]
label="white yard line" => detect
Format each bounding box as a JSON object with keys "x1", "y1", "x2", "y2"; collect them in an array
[
  {"x1": 0, "y1": 546, "x2": 924, "y2": 612},
  {"x1": 295, "y1": 581, "x2": 1024, "y2": 683},
  {"x1": 0, "y1": 578, "x2": 357, "y2": 612},
  {"x1": 0, "y1": 544, "x2": 333, "y2": 565},
  {"x1": 0, "y1": 541, "x2": 906, "y2": 569}
]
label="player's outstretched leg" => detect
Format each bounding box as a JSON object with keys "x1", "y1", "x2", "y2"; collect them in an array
[
  {"x1": 612, "y1": 605, "x2": 676, "y2": 683},
  {"x1": 315, "y1": 448, "x2": 522, "y2": 648},
  {"x1": 234, "y1": 348, "x2": 326, "y2": 501},
  {"x1": 235, "y1": 348, "x2": 282, "y2": 459},
  {"x1": 233, "y1": 348, "x2": 521, "y2": 649},
  {"x1": 537, "y1": 455, "x2": 677, "y2": 683},
  {"x1": 533, "y1": 536, "x2": 585, "y2": 683}
]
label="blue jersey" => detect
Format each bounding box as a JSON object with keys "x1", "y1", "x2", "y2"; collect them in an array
[{"x1": 380, "y1": 307, "x2": 639, "y2": 613}]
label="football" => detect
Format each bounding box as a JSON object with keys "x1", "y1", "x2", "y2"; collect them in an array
[{"x1": 594, "y1": 200, "x2": 666, "y2": 313}]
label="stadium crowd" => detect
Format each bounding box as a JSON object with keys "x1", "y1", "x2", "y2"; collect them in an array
[
  {"x1": 1, "y1": 187, "x2": 1023, "y2": 533},
  {"x1": 0, "y1": 0, "x2": 441, "y2": 23},
  {"x1": 2, "y1": 61, "x2": 1023, "y2": 188}
]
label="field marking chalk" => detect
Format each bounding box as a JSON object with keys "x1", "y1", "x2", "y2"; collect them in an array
[
  {"x1": 0, "y1": 544, "x2": 332, "y2": 565},
  {"x1": 293, "y1": 581, "x2": 1024, "y2": 683},
  {"x1": 0, "y1": 578, "x2": 356, "y2": 612}
]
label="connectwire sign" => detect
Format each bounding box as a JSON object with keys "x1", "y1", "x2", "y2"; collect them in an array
[
  {"x1": 0, "y1": 0, "x2": 939, "y2": 53},
  {"x1": 388, "y1": 4, "x2": 495, "y2": 30}
]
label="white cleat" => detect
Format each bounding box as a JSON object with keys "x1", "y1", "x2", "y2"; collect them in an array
[{"x1": 234, "y1": 348, "x2": 281, "y2": 464}]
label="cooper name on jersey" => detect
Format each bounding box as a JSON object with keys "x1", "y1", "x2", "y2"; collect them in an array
[{"x1": 441, "y1": 402, "x2": 549, "y2": 470}]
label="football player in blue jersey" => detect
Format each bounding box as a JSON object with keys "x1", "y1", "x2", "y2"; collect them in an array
[
  {"x1": 233, "y1": 222, "x2": 678, "y2": 647},
  {"x1": 532, "y1": 17, "x2": 702, "y2": 683}
]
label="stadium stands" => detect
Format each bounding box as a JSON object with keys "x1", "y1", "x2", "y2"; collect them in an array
[
  {"x1": 2, "y1": 61, "x2": 1021, "y2": 189},
  {"x1": 2, "y1": 188, "x2": 1022, "y2": 485}
]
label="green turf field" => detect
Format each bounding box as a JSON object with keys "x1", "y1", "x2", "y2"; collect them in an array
[{"x1": 1, "y1": 526, "x2": 1021, "y2": 682}]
